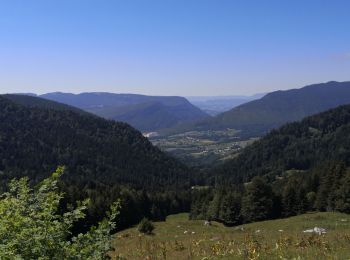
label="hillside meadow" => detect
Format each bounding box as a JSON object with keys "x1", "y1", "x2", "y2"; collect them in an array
[{"x1": 111, "y1": 212, "x2": 350, "y2": 259}]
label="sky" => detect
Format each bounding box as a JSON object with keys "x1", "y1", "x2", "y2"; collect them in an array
[{"x1": 0, "y1": 0, "x2": 349, "y2": 96}]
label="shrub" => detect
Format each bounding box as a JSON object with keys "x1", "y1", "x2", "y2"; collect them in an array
[
  {"x1": 0, "y1": 166, "x2": 120, "y2": 259},
  {"x1": 138, "y1": 218, "x2": 154, "y2": 234}
]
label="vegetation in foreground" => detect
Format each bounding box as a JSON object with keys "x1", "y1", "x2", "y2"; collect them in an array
[
  {"x1": 0, "y1": 167, "x2": 119, "y2": 259},
  {"x1": 111, "y1": 212, "x2": 350, "y2": 259}
]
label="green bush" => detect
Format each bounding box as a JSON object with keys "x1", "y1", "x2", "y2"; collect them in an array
[
  {"x1": 137, "y1": 218, "x2": 154, "y2": 235},
  {"x1": 0, "y1": 166, "x2": 120, "y2": 259}
]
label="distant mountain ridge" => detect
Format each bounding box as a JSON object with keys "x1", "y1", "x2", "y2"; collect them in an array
[
  {"x1": 186, "y1": 93, "x2": 265, "y2": 116},
  {"x1": 39, "y1": 92, "x2": 209, "y2": 132},
  {"x1": 171, "y1": 81, "x2": 350, "y2": 137}
]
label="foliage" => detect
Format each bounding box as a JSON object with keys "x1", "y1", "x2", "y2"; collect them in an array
[
  {"x1": 240, "y1": 177, "x2": 275, "y2": 222},
  {"x1": 192, "y1": 160, "x2": 350, "y2": 225},
  {"x1": 137, "y1": 218, "x2": 155, "y2": 235},
  {"x1": 0, "y1": 167, "x2": 120, "y2": 259}
]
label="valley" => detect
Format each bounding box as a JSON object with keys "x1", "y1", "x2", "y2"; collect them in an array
[
  {"x1": 2, "y1": 2, "x2": 350, "y2": 258},
  {"x1": 150, "y1": 129, "x2": 258, "y2": 166}
]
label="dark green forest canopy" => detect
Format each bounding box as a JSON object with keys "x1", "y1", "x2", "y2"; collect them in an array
[
  {"x1": 0, "y1": 95, "x2": 190, "y2": 189},
  {"x1": 0, "y1": 95, "x2": 192, "y2": 228},
  {"x1": 214, "y1": 104, "x2": 350, "y2": 184},
  {"x1": 2, "y1": 94, "x2": 90, "y2": 115}
]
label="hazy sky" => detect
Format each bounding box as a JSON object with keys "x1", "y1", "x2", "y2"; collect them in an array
[{"x1": 0, "y1": 0, "x2": 349, "y2": 96}]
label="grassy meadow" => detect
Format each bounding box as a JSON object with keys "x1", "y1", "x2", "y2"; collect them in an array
[{"x1": 111, "y1": 212, "x2": 350, "y2": 259}]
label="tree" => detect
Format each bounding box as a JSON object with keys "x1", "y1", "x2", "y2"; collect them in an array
[
  {"x1": 282, "y1": 181, "x2": 298, "y2": 217},
  {"x1": 315, "y1": 161, "x2": 346, "y2": 211},
  {"x1": 207, "y1": 190, "x2": 224, "y2": 220},
  {"x1": 219, "y1": 191, "x2": 242, "y2": 225},
  {"x1": 241, "y1": 177, "x2": 275, "y2": 223},
  {"x1": 0, "y1": 167, "x2": 120, "y2": 259},
  {"x1": 334, "y1": 170, "x2": 350, "y2": 213},
  {"x1": 137, "y1": 218, "x2": 154, "y2": 235}
]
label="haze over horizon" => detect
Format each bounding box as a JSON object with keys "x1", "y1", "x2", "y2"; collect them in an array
[{"x1": 1, "y1": 0, "x2": 350, "y2": 96}]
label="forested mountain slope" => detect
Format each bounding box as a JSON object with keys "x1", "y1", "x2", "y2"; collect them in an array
[
  {"x1": 190, "y1": 104, "x2": 350, "y2": 226},
  {"x1": 173, "y1": 81, "x2": 350, "y2": 137},
  {"x1": 0, "y1": 95, "x2": 192, "y2": 228},
  {"x1": 40, "y1": 92, "x2": 209, "y2": 131},
  {"x1": 215, "y1": 103, "x2": 350, "y2": 184}
]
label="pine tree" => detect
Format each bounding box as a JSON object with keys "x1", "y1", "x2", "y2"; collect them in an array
[
  {"x1": 334, "y1": 170, "x2": 350, "y2": 213},
  {"x1": 282, "y1": 181, "x2": 298, "y2": 217},
  {"x1": 219, "y1": 191, "x2": 242, "y2": 225},
  {"x1": 240, "y1": 177, "x2": 275, "y2": 223}
]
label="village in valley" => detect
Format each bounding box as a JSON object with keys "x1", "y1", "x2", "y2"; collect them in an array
[{"x1": 149, "y1": 129, "x2": 258, "y2": 166}]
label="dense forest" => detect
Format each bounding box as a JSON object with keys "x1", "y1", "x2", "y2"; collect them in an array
[
  {"x1": 0, "y1": 95, "x2": 194, "y2": 230},
  {"x1": 191, "y1": 104, "x2": 350, "y2": 224}
]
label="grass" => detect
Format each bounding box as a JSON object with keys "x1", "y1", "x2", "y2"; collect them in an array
[{"x1": 110, "y1": 212, "x2": 350, "y2": 259}]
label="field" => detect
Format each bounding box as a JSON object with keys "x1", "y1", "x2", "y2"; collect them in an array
[
  {"x1": 150, "y1": 130, "x2": 258, "y2": 166},
  {"x1": 111, "y1": 212, "x2": 350, "y2": 259}
]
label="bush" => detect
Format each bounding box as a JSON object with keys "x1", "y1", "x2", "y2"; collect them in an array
[
  {"x1": 138, "y1": 218, "x2": 154, "y2": 234},
  {"x1": 0, "y1": 166, "x2": 120, "y2": 259}
]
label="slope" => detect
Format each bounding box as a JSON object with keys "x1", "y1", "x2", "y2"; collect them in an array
[
  {"x1": 0, "y1": 95, "x2": 191, "y2": 227},
  {"x1": 173, "y1": 81, "x2": 350, "y2": 137},
  {"x1": 40, "y1": 92, "x2": 209, "y2": 131},
  {"x1": 215, "y1": 103, "x2": 350, "y2": 184}
]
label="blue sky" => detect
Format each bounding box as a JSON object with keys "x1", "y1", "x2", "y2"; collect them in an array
[{"x1": 0, "y1": 0, "x2": 349, "y2": 96}]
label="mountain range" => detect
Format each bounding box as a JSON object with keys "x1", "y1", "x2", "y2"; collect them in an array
[
  {"x1": 3, "y1": 81, "x2": 350, "y2": 230},
  {"x1": 168, "y1": 81, "x2": 350, "y2": 137},
  {"x1": 39, "y1": 92, "x2": 210, "y2": 132}
]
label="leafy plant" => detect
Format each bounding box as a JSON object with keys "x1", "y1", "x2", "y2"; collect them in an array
[
  {"x1": 137, "y1": 218, "x2": 154, "y2": 235},
  {"x1": 0, "y1": 166, "x2": 120, "y2": 259}
]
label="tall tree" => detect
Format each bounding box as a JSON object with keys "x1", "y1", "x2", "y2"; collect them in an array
[{"x1": 241, "y1": 177, "x2": 275, "y2": 223}]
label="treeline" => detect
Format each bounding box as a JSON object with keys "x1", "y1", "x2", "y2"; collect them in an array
[
  {"x1": 64, "y1": 183, "x2": 191, "y2": 231},
  {"x1": 191, "y1": 160, "x2": 350, "y2": 225},
  {"x1": 0, "y1": 95, "x2": 193, "y2": 231}
]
